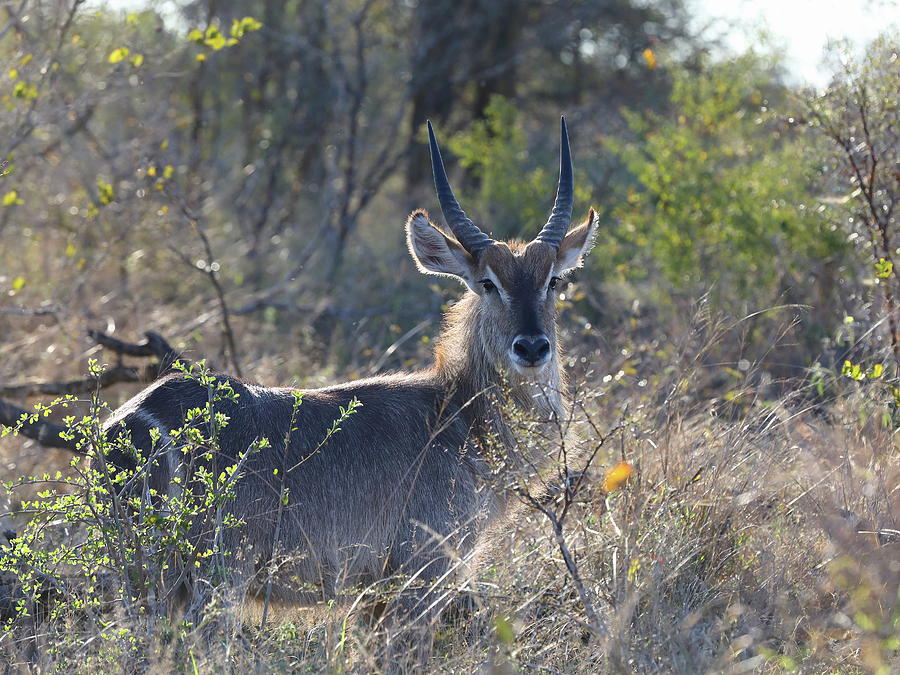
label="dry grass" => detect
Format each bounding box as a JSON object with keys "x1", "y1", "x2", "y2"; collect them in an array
[{"x1": 0, "y1": 308, "x2": 898, "y2": 674}]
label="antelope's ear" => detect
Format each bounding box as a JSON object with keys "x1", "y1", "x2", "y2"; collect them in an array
[
  {"x1": 554, "y1": 208, "x2": 599, "y2": 275},
  {"x1": 406, "y1": 210, "x2": 478, "y2": 289}
]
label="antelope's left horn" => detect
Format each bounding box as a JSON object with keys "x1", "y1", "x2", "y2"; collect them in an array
[{"x1": 534, "y1": 116, "x2": 574, "y2": 250}]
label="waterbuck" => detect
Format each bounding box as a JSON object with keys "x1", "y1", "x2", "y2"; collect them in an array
[{"x1": 100, "y1": 117, "x2": 597, "y2": 649}]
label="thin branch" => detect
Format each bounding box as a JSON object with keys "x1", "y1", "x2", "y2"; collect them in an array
[
  {"x1": 521, "y1": 488, "x2": 605, "y2": 636},
  {"x1": 4, "y1": 0, "x2": 86, "y2": 156},
  {"x1": 168, "y1": 200, "x2": 243, "y2": 377}
]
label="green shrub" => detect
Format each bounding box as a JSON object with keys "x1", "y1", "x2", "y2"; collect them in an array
[{"x1": 608, "y1": 53, "x2": 848, "y2": 309}]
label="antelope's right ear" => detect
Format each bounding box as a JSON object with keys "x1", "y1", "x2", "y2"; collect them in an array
[{"x1": 406, "y1": 210, "x2": 478, "y2": 289}]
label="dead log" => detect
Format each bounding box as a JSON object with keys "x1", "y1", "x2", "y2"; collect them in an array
[{"x1": 0, "y1": 330, "x2": 185, "y2": 451}]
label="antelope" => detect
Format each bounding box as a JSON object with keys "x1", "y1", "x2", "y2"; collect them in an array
[{"x1": 99, "y1": 117, "x2": 597, "y2": 657}]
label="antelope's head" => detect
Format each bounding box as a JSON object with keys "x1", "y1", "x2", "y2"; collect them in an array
[{"x1": 407, "y1": 118, "x2": 597, "y2": 381}]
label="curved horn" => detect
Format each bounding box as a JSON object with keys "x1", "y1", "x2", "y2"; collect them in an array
[
  {"x1": 427, "y1": 120, "x2": 493, "y2": 256},
  {"x1": 534, "y1": 116, "x2": 574, "y2": 250}
]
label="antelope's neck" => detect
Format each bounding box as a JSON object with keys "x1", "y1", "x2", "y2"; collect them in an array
[{"x1": 432, "y1": 294, "x2": 568, "y2": 431}]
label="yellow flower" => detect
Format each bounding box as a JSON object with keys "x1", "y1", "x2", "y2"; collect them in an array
[{"x1": 603, "y1": 461, "x2": 633, "y2": 492}]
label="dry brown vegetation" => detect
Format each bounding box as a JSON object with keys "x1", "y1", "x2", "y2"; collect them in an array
[
  {"x1": 0, "y1": 1, "x2": 898, "y2": 672},
  {"x1": 1, "y1": 306, "x2": 897, "y2": 673}
]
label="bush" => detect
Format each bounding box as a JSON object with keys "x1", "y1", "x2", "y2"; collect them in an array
[{"x1": 609, "y1": 54, "x2": 848, "y2": 309}]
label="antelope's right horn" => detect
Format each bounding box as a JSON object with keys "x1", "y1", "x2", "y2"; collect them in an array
[{"x1": 427, "y1": 121, "x2": 494, "y2": 256}]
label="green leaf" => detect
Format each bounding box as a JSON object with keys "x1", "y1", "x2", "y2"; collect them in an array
[
  {"x1": 97, "y1": 178, "x2": 114, "y2": 205},
  {"x1": 494, "y1": 616, "x2": 515, "y2": 645},
  {"x1": 12, "y1": 81, "x2": 37, "y2": 99},
  {"x1": 2, "y1": 189, "x2": 23, "y2": 205},
  {"x1": 841, "y1": 360, "x2": 865, "y2": 381},
  {"x1": 204, "y1": 26, "x2": 226, "y2": 50},
  {"x1": 231, "y1": 16, "x2": 263, "y2": 39},
  {"x1": 875, "y1": 257, "x2": 893, "y2": 279}
]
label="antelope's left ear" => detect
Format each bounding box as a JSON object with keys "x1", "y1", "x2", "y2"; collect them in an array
[{"x1": 554, "y1": 208, "x2": 599, "y2": 274}]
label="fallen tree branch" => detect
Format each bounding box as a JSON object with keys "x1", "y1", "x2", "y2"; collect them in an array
[
  {"x1": 0, "y1": 365, "x2": 159, "y2": 399},
  {"x1": 87, "y1": 330, "x2": 183, "y2": 371},
  {"x1": 0, "y1": 306, "x2": 61, "y2": 317},
  {"x1": 0, "y1": 399, "x2": 82, "y2": 452},
  {"x1": 0, "y1": 330, "x2": 186, "y2": 452}
]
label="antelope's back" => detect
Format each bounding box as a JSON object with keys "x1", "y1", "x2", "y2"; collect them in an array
[{"x1": 100, "y1": 371, "x2": 492, "y2": 586}]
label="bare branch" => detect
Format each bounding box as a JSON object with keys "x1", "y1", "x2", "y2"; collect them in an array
[
  {"x1": 0, "y1": 330, "x2": 182, "y2": 451},
  {"x1": 0, "y1": 365, "x2": 157, "y2": 399},
  {"x1": 0, "y1": 399, "x2": 81, "y2": 452},
  {"x1": 167, "y1": 199, "x2": 243, "y2": 378}
]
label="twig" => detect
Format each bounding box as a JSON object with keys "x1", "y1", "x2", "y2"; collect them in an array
[{"x1": 168, "y1": 200, "x2": 243, "y2": 377}]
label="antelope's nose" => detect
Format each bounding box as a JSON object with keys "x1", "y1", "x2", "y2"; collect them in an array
[{"x1": 512, "y1": 335, "x2": 551, "y2": 366}]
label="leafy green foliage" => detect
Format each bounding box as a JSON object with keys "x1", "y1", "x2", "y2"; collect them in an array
[
  {"x1": 608, "y1": 54, "x2": 847, "y2": 304},
  {"x1": 447, "y1": 97, "x2": 593, "y2": 240},
  {"x1": 0, "y1": 354, "x2": 369, "y2": 664},
  {"x1": 0, "y1": 361, "x2": 261, "y2": 626}
]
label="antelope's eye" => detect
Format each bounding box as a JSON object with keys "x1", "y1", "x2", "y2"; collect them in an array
[
  {"x1": 548, "y1": 276, "x2": 561, "y2": 290},
  {"x1": 479, "y1": 279, "x2": 496, "y2": 293}
]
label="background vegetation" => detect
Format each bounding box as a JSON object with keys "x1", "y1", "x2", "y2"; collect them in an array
[{"x1": 0, "y1": 0, "x2": 897, "y2": 672}]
